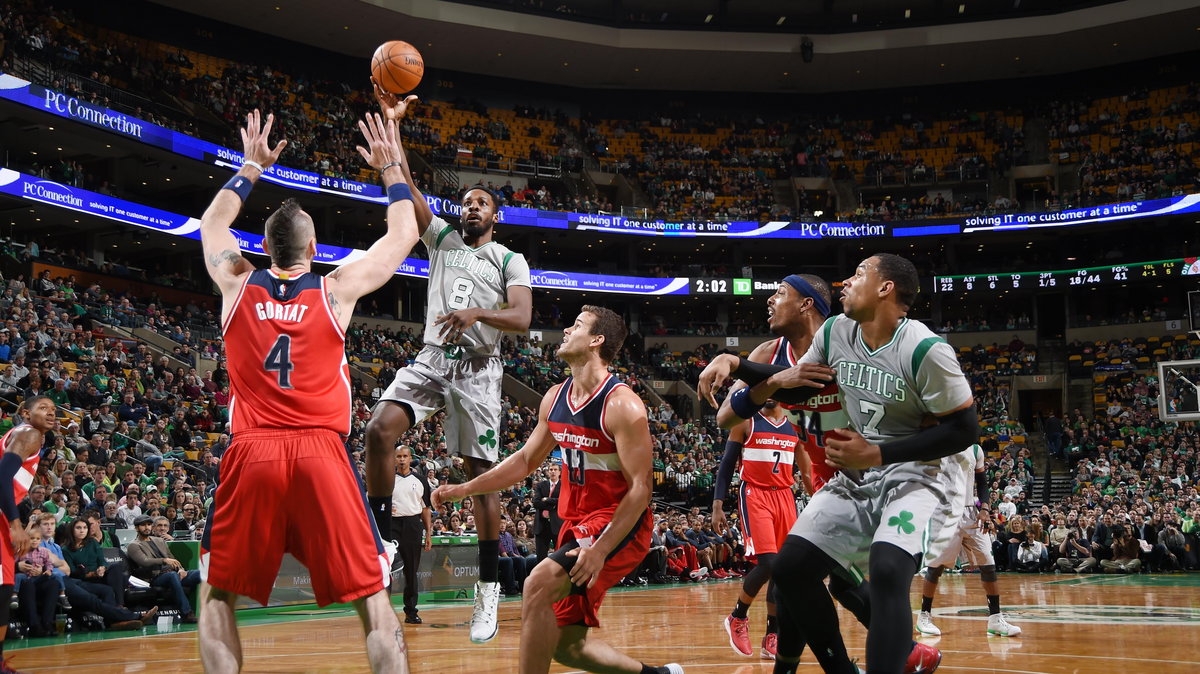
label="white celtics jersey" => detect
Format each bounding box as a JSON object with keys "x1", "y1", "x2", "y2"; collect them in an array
[
  {"x1": 800, "y1": 315, "x2": 972, "y2": 482},
  {"x1": 421, "y1": 216, "x2": 531, "y2": 357}
]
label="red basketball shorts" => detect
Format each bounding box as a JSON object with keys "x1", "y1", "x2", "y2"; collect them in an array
[
  {"x1": 201, "y1": 428, "x2": 388, "y2": 607},
  {"x1": 0, "y1": 516, "x2": 13, "y2": 586},
  {"x1": 549, "y1": 508, "x2": 652, "y2": 628},
  {"x1": 738, "y1": 482, "x2": 797, "y2": 559}
]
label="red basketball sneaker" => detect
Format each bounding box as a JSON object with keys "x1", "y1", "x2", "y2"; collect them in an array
[
  {"x1": 761, "y1": 632, "x2": 778, "y2": 660},
  {"x1": 724, "y1": 615, "x2": 753, "y2": 656},
  {"x1": 905, "y1": 641, "x2": 942, "y2": 674}
]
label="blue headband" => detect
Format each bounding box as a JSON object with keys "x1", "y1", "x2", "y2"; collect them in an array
[{"x1": 782, "y1": 275, "x2": 831, "y2": 317}]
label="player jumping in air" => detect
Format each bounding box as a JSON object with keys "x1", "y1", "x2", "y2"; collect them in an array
[{"x1": 362, "y1": 83, "x2": 532, "y2": 645}]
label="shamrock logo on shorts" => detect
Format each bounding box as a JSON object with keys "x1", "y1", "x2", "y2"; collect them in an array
[
  {"x1": 888, "y1": 510, "x2": 916, "y2": 535},
  {"x1": 478, "y1": 429, "x2": 497, "y2": 449}
]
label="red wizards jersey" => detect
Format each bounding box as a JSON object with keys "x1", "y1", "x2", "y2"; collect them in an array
[
  {"x1": 547, "y1": 375, "x2": 638, "y2": 522},
  {"x1": 770, "y1": 336, "x2": 848, "y2": 492},
  {"x1": 222, "y1": 269, "x2": 351, "y2": 435},
  {"x1": 1, "y1": 427, "x2": 40, "y2": 504},
  {"x1": 740, "y1": 412, "x2": 799, "y2": 489}
]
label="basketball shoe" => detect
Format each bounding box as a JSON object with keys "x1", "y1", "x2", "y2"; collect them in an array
[
  {"x1": 915, "y1": 610, "x2": 941, "y2": 636},
  {"x1": 905, "y1": 641, "x2": 942, "y2": 674},
  {"x1": 469, "y1": 581, "x2": 501, "y2": 643},
  {"x1": 987, "y1": 613, "x2": 1022, "y2": 637},
  {"x1": 760, "y1": 632, "x2": 778, "y2": 660},
  {"x1": 723, "y1": 615, "x2": 753, "y2": 656}
]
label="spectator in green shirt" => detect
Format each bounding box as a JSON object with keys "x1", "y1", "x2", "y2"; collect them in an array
[{"x1": 47, "y1": 378, "x2": 70, "y2": 408}]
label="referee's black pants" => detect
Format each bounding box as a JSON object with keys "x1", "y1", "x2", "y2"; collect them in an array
[{"x1": 392, "y1": 515, "x2": 424, "y2": 615}]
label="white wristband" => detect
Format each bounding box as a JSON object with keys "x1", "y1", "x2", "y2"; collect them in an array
[{"x1": 243, "y1": 160, "x2": 265, "y2": 174}]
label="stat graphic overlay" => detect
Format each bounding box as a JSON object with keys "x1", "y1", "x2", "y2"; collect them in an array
[{"x1": 934, "y1": 258, "x2": 1200, "y2": 294}]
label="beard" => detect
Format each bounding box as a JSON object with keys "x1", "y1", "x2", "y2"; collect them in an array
[{"x1": 461, "y1": 220, "x2": 491, "y2": 239}]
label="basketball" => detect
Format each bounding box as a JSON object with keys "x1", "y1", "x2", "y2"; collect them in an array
[{"x1": 371, "y1": 40, "x2": 424, "y2": 93}]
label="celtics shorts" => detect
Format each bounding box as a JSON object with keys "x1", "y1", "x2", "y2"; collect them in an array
[
  {"x1": 929, "y1": 517, "x2": 994, "y2": 569},
  {"x1": 377, "y1": 345, "x2": 503, "y2": 462},
  {"x1": 790, "y1": 464, "x2": 957, "y2": 582}
]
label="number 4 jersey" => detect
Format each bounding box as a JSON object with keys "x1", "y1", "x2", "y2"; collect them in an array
[
  {"x1": 546, "y1": 374, "x2": 632, "y2": 522},
  {"x1": 222, "y1": 269, "x2": 351, "y2": 435},
  {"x1": 421, "y1": 216, "x2": 531, "y2": 358}
]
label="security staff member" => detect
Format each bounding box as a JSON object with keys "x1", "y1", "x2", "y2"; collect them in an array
[{"x1": 391, "y1": 445, "x2": 433, "y2": 624}]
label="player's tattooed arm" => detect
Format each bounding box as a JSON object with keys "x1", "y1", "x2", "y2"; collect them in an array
[
  {"x1": 327, "y1": 290, "x2": 342, "y2": 319},
  {"x1": 206, "y1": 249, "x2": 245, "y2": 271}
]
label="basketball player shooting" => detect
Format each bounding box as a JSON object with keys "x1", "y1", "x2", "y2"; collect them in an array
[
  {"x1": 196, "y1": 110, "x2": 419, "y2": 674},
  {"x1": 362, "y1": 82, "x2": 533, "y2": 645}
]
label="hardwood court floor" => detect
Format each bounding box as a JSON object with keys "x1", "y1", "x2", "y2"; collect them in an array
[{"x1": 9, "y1": 572, "x2": 1200, "y2": 673}]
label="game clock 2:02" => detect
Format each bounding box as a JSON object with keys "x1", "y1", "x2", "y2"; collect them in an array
[{"x1": 693, "y1": 278, "x2": 730, "y2": 294}]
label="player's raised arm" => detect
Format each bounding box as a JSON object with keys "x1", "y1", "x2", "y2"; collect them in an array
[
  {"x1": 200, "y1": 110, "x2": 284, "y2": 296},
  {"x1": 431, "y1": 384, "x2": 561, "y2": 508},
  {"x1": 325, "y1": 113, "x2": 421, "y2": 325},
  {"x1": 372, "y1": 79, "x2": 433, "y2": 233},
  {"x1": 569, "y1": 385, "x2": 653, "y2": 588}
]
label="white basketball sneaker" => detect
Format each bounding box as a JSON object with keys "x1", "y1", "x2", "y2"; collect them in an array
[
  {"x1": 915, "y1": 610, "x2": 942, "y2": 636},
  {"x1": 987, "y1": 612, "x2": 1022, "y2": 637},
  {"x1": 382, "y1": 540, "x2": 399, "y2": 569},
  {"x1": 469, "y1": 581, "x2": 501, "y2": 643}
]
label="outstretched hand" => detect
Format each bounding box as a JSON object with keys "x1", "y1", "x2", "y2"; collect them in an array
[
  {"x1": 372, "y1": 78, "x2": 419, "y2": 122},
  {"x1": 697, "y1": 354, "x2": 741, "y2": 408},
  {"x1": 355, "y1": 113, "x2": 403, "y2": 172},
  {"x1": 239, "y1": 110, "x2": 288, "y2": 169}
]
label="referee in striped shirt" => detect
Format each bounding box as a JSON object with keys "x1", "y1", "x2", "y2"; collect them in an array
[{"x1": 391, "y1": 445, "x2": 433, "y2": 624}]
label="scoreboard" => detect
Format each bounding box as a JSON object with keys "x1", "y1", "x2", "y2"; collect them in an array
[{"x1": 934, "y1": 257, "x2": 1199, "y2": 294}]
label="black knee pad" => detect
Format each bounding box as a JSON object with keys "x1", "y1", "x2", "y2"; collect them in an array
[
  {"x1": 773, "y1": 535, "x2": 836, "y2": 584},
  {"x1": 868, "y1": 542, "x2": 918, "y2": 593},
  {"x1": 742, "y1": 552, "x2": 775, "y2": 598},
  {"x1": 828, "y1": 573, "x2": 872, "y2": 627},
  {"x1": 924, "y1": 566, "x2": 946, "y2": 584},
  {"x1": 979, "y1": 565, "x2": 997, "y2": 583}
]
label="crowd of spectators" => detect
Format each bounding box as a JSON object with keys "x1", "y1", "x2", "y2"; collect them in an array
[
  {"x1": 1049, "y1": 85, "x2": 1199, "y2": 204},
  {"x1": 8, "y1": 0, "x2": 1192, "y2": 229}
]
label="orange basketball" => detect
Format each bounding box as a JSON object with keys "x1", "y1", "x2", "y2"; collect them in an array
[{"x1": 371, "y1": 41, "x2": 424, "y2": 94}]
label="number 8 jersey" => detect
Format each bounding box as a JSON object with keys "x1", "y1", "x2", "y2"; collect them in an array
[
  {"x1": 222, "y1": 269, "x2": 351, "y2": 435},
  {"x1": 421, "y1": 216, "x2": 531, "y2": 358}
]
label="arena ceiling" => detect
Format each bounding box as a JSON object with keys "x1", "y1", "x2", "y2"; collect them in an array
[{"x1": 145, "y1": 0, "x2": 1200, "y2": 92}]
